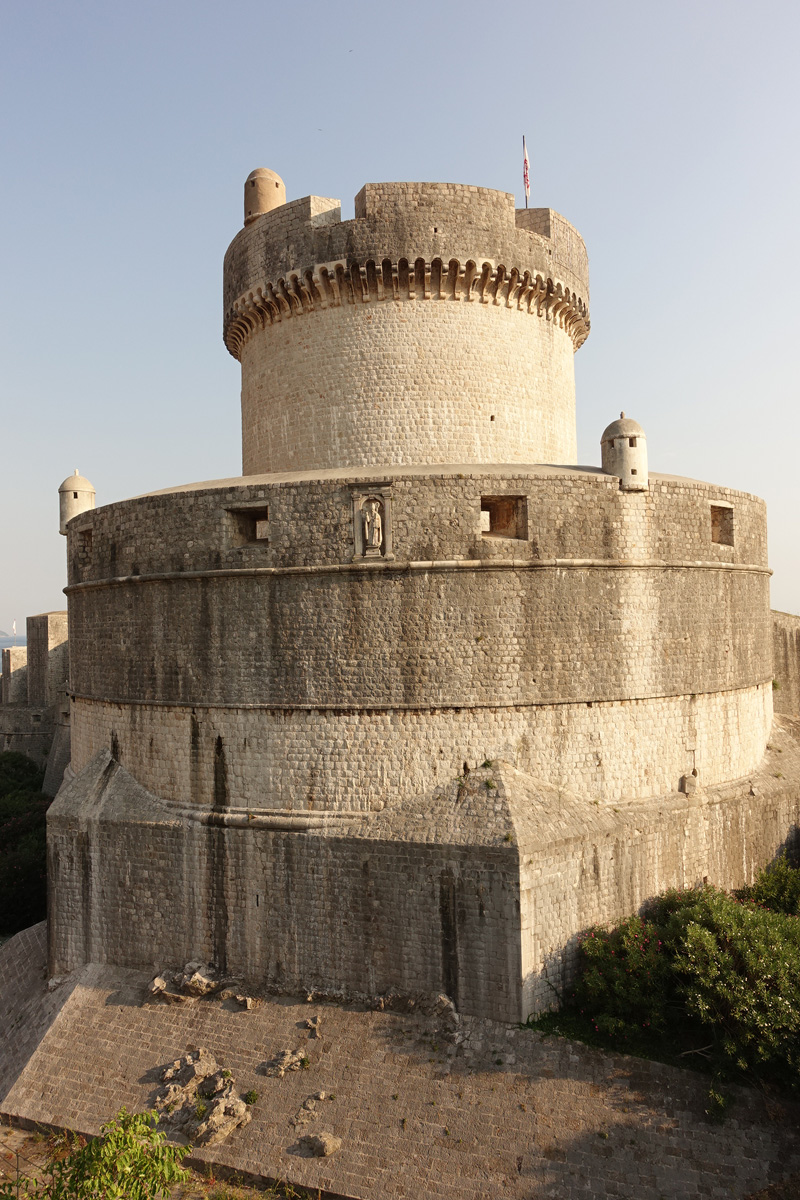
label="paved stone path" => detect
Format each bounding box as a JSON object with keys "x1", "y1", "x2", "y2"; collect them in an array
[{"x1": 2, "y1": 925, "x2": 799, "y2": 1199}]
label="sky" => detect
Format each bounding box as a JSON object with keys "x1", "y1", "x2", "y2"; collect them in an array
[{"x1": 1, "y1": 0, "x2": 798, "y2": 632}]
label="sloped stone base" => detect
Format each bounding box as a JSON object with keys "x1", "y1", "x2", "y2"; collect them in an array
[{"x1": 47, "y1": 717, "x2": 800, "y2": 1023}]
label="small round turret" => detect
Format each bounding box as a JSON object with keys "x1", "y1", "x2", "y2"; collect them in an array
[
  {"x1": 59, "y1": 469, "x2": 96, "y2": 534},
  {"x1": 244, "y1": 168, "x2": 286, "y2": 226},
  {"x1": 601, "y1": 412, "x2": 648, "y2": 491}
]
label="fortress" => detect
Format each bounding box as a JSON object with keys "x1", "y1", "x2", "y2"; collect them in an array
[{"x1": 42, "y1": 171, "x2": 800, "y2": 1023}]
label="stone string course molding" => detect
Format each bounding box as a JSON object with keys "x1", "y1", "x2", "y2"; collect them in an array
[
  {"x1": 64, "y1": 556, "x2": 772, "y2": 594},
  {"x1": 224, "y1": 257, "x2": 590, "y2": 360}
]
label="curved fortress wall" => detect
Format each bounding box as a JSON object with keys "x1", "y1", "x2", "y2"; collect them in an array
[
  {"x1": 223, "y1": 185, "x2": 589, "y2": 473},
  {"x1": 64, "y1": 467, "x2": 772, "y2": 808}
]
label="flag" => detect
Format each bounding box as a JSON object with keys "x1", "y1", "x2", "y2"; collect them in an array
[
  {"x1": 523, "y1": 136, "x2": 530, "y2": 208},
  {"x1": 11, "y1": 621, "x2": 15, "y2": 635}
]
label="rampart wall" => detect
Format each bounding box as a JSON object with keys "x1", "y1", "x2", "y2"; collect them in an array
[
  {"x1": 26, "y1": 613, "x2": 68, "y2": 707},
  {"x1": 64, "y1": 467, "x2": 772, "y2": 806},
  {"x1": 1, "y1": 648, "x2": 28, "y2": 705}
]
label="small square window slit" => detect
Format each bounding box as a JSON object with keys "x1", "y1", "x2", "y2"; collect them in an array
[{"x1": 481, "y1": 496, "x2": 528, "y2": 540}]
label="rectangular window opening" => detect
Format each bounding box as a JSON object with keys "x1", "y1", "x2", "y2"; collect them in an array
[
  {"x1": 79, "y1": 529, "x2": 93, "y2": 554},
  {"x1": 710, "y1": 504, "x2": 734, "y2": 546},
  {"x1": 481, "y1": 496, "x2": 528, "y2": 540},
  {"x1": 229, "y1": 506, "x2": 270, "y2": 546}
]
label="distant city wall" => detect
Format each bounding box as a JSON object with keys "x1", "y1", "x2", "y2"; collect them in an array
[
  {"x1": 773, "y1": 610, "x2": 800, "y2": 716},
  {"x1": 0, "y1": 613, "x2": 69, "y2": 775},
  {"x1": 1, "y1": 648, "x2": 28, "y2": 705}
]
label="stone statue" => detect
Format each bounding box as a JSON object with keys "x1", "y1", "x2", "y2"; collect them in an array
[{"x1": 363, "y1": 499, "x2": 383, "y2": 554}]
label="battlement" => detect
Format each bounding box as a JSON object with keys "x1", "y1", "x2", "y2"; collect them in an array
[{"x1": 223, "y1": 180, "x2": 589, "y2": 329}]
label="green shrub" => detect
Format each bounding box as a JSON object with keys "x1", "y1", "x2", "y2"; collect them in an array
[
  {"x1": 531, "y1": 866, "x2": 800, "y2": 1099},
  {"x1": 573, "y1": 914, "x2": 678, "y2": 1044},
  {"x1": 672, "y1": 887, "x2": 800, "y2": 1084},
  {"x1": 736, "y1": 851, "x2": 800, "y2": 916},
  {"x1": 0, "y1": 1108, "x2": 189, "y2": 1200}
]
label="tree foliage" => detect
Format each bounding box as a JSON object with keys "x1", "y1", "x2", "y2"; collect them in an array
[
  {"x1": 0, "y1": 751, "x2": 49, "y2": 936},
  {"x1": 531, "y1": 855, "x2": 800, "y2": 1100},
  {"x1": 0, "y1": 1110, "x2": 189, "y2": 1200}
]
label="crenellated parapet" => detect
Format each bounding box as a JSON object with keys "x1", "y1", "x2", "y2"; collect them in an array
[{"x1": 224, "y1": 257, "x2": 589, "y2": 360}]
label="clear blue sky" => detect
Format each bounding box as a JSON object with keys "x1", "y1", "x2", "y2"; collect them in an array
[{"x1": 1, "y1": 0, "x2": 798, "y2": 630}]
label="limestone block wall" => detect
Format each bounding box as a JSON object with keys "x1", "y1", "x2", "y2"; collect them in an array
[
  {"x1": 47, "y1": 753, "x2": 524, "y2": 1021},
  {"x1": 26, "y1": 612, "x2": 68, "y2": 707},
  {"x1": 239, "y1": 294, "x2": 578, "y2": 473},
  {"x1": 69, "y1": 683, "x2": 771, "y2": 810},
  {"x1": 223, "y1": 183, "x2": 590, "y2": 473},
  {"x1": 47, "y1": 723, "x2": 800, "y2": 1023},
  {"x1": 1, "y1": 648, "x2": 28, "y2": 705},
  {"x1": 773, "y1": 610, "x2": 800, "y2": 716},
  {"x1": 64, "y1": 468, "x2": 772, "y2": 807},
  {"x1": 0, "y1": 704, "x2": 52, "y2": 765},
  {"x1": 517, "y1": 723, "x2": 800, "y2": 1015}
]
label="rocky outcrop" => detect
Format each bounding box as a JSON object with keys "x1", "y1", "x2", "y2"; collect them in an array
[{"x1": 154, "y1": 1049, "x2": 251, "y2": 1146}]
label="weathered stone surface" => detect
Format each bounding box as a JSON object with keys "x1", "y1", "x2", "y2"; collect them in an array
[
  {"x1": 154, "y1": 1050, "x2": 249, "y2": 1146},
  {"x1": 260, "y1": 1048, "x2": 307, "y2": 1078},
  {"x1": 161, "y1": 1048, "x2": 218, "y2": 1090},
  {"x1": 195, "y1": 1096, "x2": 251, "y2": 1146},
  {"x1": 301, "y1": 1131, "x2": 341, "y2": 1157},
  {"x1": 773, "y1": 609, "x2": 800, "y2": 716}
]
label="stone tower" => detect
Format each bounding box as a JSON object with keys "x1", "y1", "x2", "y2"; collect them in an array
[
  {"x1": 49, "y1": 173, "x2": 775, "y2": 1023},
  {"x1": 224, "y1": 177, "x2": 589, "y2": 473}
]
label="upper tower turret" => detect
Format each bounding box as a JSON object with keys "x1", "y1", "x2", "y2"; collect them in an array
[{"x1": 224, "y1": 175, "x2": 590, "y2": 475}]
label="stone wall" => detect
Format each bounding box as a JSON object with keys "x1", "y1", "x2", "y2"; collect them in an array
[
  {"x1": 0, "y1": 704, "x2": 52, "y2": 765},
  {"x1": 1, "y1": 648, "x2": 28, "y2": 705},
  {"x1": 773, "y1": 610, "x2": 800, "y2": 716},
  {"x1": 0, "y1": 614, "x2": 69, "y2": 771},
  {"x1": 68, "y1": 684, "x2": 772, "y2": 811},
  {"x1": 26, "y1": 612, "x2": 68, "y2": 707},
  {"x1": 64, "y1": 468, "x2": 772, "y2": 806},
  {"x1": 239, "y1": 296, "x2": 579, "y2": 473}
]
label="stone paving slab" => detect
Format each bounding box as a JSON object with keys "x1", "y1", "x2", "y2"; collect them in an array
[{"x1": 1, "y1": 929, "x2": 799, "y2": 1199}]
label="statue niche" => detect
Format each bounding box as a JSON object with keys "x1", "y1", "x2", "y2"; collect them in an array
[{"x1": 361, "y1": 497, "x2": 384, "y2": 557}]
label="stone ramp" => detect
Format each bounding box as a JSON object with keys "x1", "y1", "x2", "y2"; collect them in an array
[{"x1": 2, "y1": 934, "x2": 799, "y2": 1199}]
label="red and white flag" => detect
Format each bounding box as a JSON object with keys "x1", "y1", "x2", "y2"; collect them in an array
[{"x1": 523, "y1": 136, "x2": 530, "y2": 207}]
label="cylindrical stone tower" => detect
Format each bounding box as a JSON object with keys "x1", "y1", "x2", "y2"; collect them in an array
[{"x1": 223, "y1": 178, "x2": 590, "y2": 474}]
